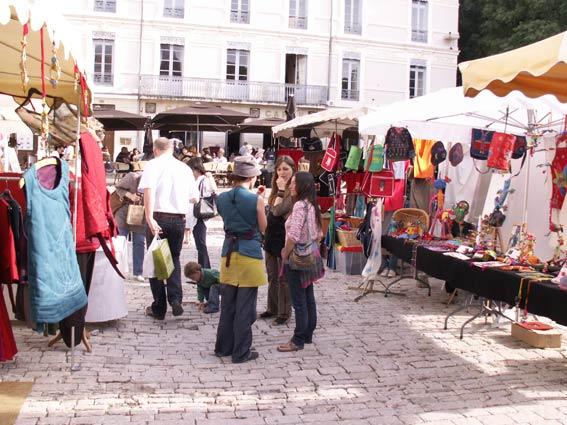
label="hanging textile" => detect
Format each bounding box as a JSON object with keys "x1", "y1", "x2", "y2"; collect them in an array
[
  {"x1": 0, "y1": 287, "x2": 17, "y2": 361},
  {"x1": 24, "y1": 158, "x2": 87, "y2": 327},
  {"x1": 413, "y1": 139, "x2": 435, "y2": 178},
  {"x1": 361, "y1": 200, "x2": 383, "y2": 280}
]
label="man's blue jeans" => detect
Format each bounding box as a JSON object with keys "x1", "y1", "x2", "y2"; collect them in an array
[{"x1": 145, "y1": 215, "x2": 185, "y2": 317}]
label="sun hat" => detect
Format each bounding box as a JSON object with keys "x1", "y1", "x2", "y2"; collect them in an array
[
  {"x1": 449, "y1": 142, "x2": 464, "y2": 166},
  {"x1": 232, "y1": 155, "x2": 261, "y2": 178},
  {"x1": 431, "y1": 141, "x2": 447, "y2": 166}
]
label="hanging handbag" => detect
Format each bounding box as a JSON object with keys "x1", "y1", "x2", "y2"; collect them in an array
[
  {"x1": 289, "y1": 203, "x2": 317, "y2": 271},
  {"x1": 321, "y1": 133, "x2": 341, "y2": 172},
  {"x1": 345, "y1": 145, "x2": 362, "y2": 171},
  {"x1": 470, "y1": 129, "x2": 493, "y2": 160},
  {"x1": 302, "y1": 137, "x2": 323, "y2": 152},
  {"x1": 126, "y1": 203, "x2": 145, "y2": 227},
  {"x1": 361, "y1": 169, "x2": 394, "y2": 198},
  {"x1": 487, "y1": 132, "x2": 516, "y2": 171},
  {"x1": 193, "y1": 178, "x2": 218, "y2": 220},
  {"x1": 363, "y1": 136, "x2": 385, "y2": 172},
  {"x1": 512, "y1": 136, "x2": 527, "y2": 159}
]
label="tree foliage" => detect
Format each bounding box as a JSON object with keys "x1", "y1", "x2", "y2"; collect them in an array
[{"x1": 459, "y1": 0, "x2": 567, "y2": 62}]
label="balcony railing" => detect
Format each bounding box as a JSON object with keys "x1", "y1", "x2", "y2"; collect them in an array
[
  {"x1": 289, "y1": 16, "x2": 307, "y2": 29},
  {"x1": 140, "y1": 75, "x2": 328, "y2": 106},
  {"x1": 164, "y1": 7, "x2": 184, "y2": 18},
  {"x1": 230, "y1": 10, "x2": 249, "y2": 24},
  {"x1": 412, "y1": 29, "x2": 428, "y2": 42}
]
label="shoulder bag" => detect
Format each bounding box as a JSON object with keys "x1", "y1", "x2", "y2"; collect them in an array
[
  {"x1": 194, "y1": 178, "x2": 218, "y2": 220},
  {"x1": 289, "y1": 202, "x2": 317, "y2": 271}
]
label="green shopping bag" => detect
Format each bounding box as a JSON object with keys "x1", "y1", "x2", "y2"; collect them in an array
[
  {"x1": 364, "y1": 139, "x2": 384, "y2": 172},
  {"x1": 345, "y1": 145, "x2": 362, "y2": 170},
  {"x1": 153, "y1": 237, "x2": 174, "y2": 280}
]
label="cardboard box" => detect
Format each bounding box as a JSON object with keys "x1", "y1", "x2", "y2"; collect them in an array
[{"x1": 511, "y1": 322, "x2": 562, "y2": 348}]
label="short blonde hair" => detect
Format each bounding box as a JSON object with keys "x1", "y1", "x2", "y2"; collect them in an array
[{"x1": 154, "y1": 137, "x2": 173, "y2": 152}]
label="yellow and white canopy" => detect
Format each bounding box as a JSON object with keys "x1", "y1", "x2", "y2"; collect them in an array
[{"x1": 459, "y1": 31, "x2": 567, "y2": 102}]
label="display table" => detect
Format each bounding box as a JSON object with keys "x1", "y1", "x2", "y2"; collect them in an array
[
  {"x1": 85, "y1": 236, "x2": 129, "y2": 323},
  {"x1": 382, "y1": 235, "x2": 567, "y2": 327}
]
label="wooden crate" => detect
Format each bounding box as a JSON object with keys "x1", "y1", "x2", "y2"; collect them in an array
[{"x1": 511, "y1": 323, "x2": 562, "y2": 348}]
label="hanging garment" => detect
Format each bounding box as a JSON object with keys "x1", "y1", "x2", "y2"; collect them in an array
[
  {"x1": 413, "y1": 139, "x2": 435, "y2": 178},
  {"x1": 0, "y1": 287, "x2": 17, "y2": 361},
  {"x1": 24, "y1": 159, "x2": 87, "y2": 326},
  {"x1": 385, "y1": 127, "x2": 414, "y2": 161},
  {"x1": 384, "y1": 178, "x2": 406, "y2": 212},
  {"x1": 409, "y1": 178, "x2": 433, "y2": 212},
  {"x1": 361, "y1": 200, "x2": 383, "y2": 280},
  {"x1": 550, "y1": 145, "x2": 567, "y2": 210},
  {"x1": 0, "y1": 199, "x2": 18, "y2": 284}
]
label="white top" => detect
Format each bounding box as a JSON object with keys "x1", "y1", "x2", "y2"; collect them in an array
[
  {"x1": 214, "y1": 156, "x2": 228, "y2": 163},
  {"x1": 138, "y1": 153, "x2": 198, "y2": 215},
  {"x1": 2, "y1": 146, "x2": 21, "y2": 172}
]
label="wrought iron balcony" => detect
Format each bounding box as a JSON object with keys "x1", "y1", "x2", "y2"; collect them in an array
[
  {"x1": 289, "y1": 16, "x2": 307, "y2": 29},
  {"x1": 341, "y1": 89, "x2": 359, "y2": 101},
  {"x1": 344, "y1": 21, "x2": 362, "y2": 35},
  {"x1": 139, "y1": 75, "x2": 328, "y2": 106}
]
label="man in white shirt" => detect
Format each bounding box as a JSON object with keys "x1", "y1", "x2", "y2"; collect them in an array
[
  {"x1": 138, "y1": 137, "x2": 198, "y2": 319},
  {"x1": 238, "y1": 142, "x2": 250, "y2": 156}
]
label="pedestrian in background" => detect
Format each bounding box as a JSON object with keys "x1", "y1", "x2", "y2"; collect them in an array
[
  {"x1": 187, "y1": 157, "x2": 217, "y2": 268},
  {"x1": 138, "y1": 137, "x2": 198, "y2": 320},
  {"x1": 279, "y1": 172, "x2": 324, "y2": 352},
  {"x1": 259, "y1": 155, "x2": 295, "y2": 325},
  {"x1": 214, "y1": 156, "x2": 267, "y2": 363}
]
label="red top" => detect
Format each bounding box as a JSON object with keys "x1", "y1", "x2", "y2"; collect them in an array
[{"x1": 0, "y1": 199, "x2": 18, "y2": 284}]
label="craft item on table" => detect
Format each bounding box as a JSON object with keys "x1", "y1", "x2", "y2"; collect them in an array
[
  {"x1": 431, "y1": 141, "x2": 447, "y2": 166},
  {"x1": 426, "y1": 245, "x2": 450, "y2": 252},
  {"x1": 385, "y1": 127, "x2": 415, "y2": 161},
  {"x1": 387, "y1": 219, "x2": 399, "y2": 235},
  {"x1": 472, "y1": 261, "x2": 507, "y2": 269},
  {"x1": 518, "y1": 232, "x2": 540, "y2": 266},
  {"x1": 487, "y1": 132, "x2": 516, "y2": 171},
  {"x1": 444, "y1": 252, "x2": 472, "y2": 261},
  {"x1": 456, "y1": 245, "x2": 473, "y2": 254},
  {"x1": 428, "y1": 178, "x2": 454, "y2": 239},
  {"x1": 449, "y1": 143, "x2": 464, "y2": 167}
]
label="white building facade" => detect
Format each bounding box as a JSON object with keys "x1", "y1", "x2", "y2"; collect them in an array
[{"x1": 62, "y1": 0, "x2": 459, "y2": 156}]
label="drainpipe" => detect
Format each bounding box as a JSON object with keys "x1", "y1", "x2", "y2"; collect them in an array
[
  {"x1": 136, "y1": 0, "x2": 144, "y2": 149},
  {"x1": 326, "y1": 0, "x2": 334, "y2": 103}
]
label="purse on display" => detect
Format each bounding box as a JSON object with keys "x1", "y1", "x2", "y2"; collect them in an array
[
  {"x1": 487, "y1": 132, "x2": 516, "y2": 171},
  {"x1": 470, "y1": 129, "x2": 493, "y2": 160},
  {"x1": 321, "y1": 133, "x2": 341, "y2": 172},
  {"x1": 193, "y1": 179, "x2": 218, "y2": 220},
  {"x1": 345, "y1": 145, "x2": 363, "y2": 171},
  {"x1": 361, "y1": 169, "x2": 394, "y2": 198},
  {"x1": 364, "y1": 136, "x2": 385, "y2": 172},
  {"x1": 289, "y1": 203, "x2": 317, "y2": 271},
  {"x1": 126, "y1": 203, "x2": 145, "y2": 227}
]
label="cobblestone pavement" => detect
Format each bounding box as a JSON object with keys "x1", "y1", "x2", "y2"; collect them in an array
[{"x1": 3, "y1": 218, "x2": 567, "y2": 425}]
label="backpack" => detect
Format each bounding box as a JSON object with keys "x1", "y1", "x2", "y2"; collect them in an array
[{"x1": 385, "y1": 127, "x2": 415, "y2": 161}]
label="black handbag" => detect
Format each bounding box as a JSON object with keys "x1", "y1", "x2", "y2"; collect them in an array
[
  {"x1": 302, "y1": 137, "x2": 323, "y2": 152},
  {"x1": 193, "y1": 179, "x2": 217, "y2": 220}
]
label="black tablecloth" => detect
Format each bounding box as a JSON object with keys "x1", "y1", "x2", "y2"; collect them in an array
[{"x1": 382, "y1": 235, "x2": 567, "y2": 326}]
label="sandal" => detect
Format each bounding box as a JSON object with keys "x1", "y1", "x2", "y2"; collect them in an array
[{"x1": 277, "y1": 341, "x2": 303, "y2": 352}]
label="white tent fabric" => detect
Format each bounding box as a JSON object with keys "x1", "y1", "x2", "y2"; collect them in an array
[
  {"x1": 359, "y1": 87, "x2": 567, "y2": 140},
  {"x1": 272, "y1": 106, "x2": 371, "y2": 137}
]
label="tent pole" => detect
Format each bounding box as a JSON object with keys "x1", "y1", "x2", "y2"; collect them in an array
[{"x1": 522, "y1": 109, "x2": 536, "y2": 224}]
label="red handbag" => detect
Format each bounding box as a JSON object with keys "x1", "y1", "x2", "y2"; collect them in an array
[
  {"x1": 487, "y1": 132, "x2": 516, "y2": 171},
  {"x1": 321, "y1": 133, "x2": 341, "y2": 172},
  {"x1": 361, "y1": 169, "x2": 394, "y2": 198}
]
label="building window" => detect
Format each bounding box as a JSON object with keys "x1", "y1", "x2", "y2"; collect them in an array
[
  {"x1": 411, "y1": 0, "x2": 428, "y2": 42},
  {"x1": 160, "y1": 44, "x2": 184, "y2": 77},
  {"x1": 409, "y1": 63, "x2": 426, "y2": 98},
  {"x1": 344, "y1": 0, "x2": 361, "y2": 34},
  {"x1": 164, "y1": 0, "x2": 184, "y2": 18},
  {"x1": 226, "y1": 49, "x2": 249, "y2": 81},
  {"x1": 93, "y1": 39, "x2": 114, "y2": 85},
  {"x1": 341, "y1": 59, "x2": 359, "y2": 101},
  {"x1": 289, "y1": 0, "x2": 307, "y2": 29},
  {"x1": 230, "y1": 0, "x2": 249, "y2": 24},
  {"x1": 94, "y1": 0, "x2": 116, "y2": 12}
]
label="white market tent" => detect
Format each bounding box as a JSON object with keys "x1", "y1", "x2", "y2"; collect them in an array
[
  {"x1": 272, "y1": 106, "x2": 372, "y2": 138},
  {"x1": 358, "y1": 87, "x2": 567, "y2": 261}
]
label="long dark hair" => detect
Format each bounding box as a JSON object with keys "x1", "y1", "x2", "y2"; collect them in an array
[
  {"x1": 188, "y1": 157, "x2": 206, "y2": 175},
  {"x1": 268, "y1": 155, "x2": 295, "y2": 207},
  {"x1": 293, "y1": 171, "x2": 322, "y2": 228}
]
